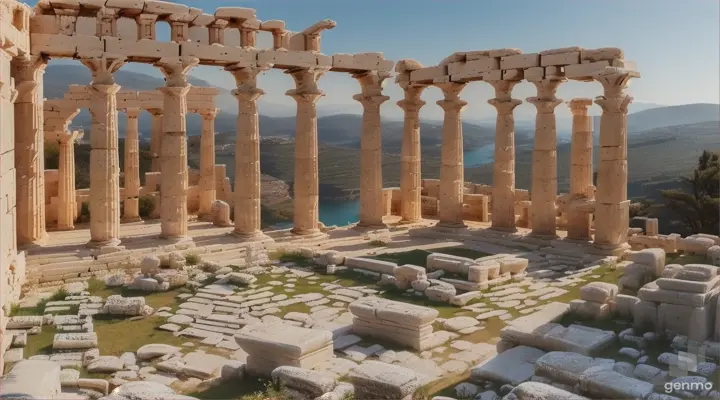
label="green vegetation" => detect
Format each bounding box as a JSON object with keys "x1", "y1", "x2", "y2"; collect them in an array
[
  {"x1": 370, "y1": 246, "x2": 490, "y2": 267},
  {"x1": 270, "y1": 250, "x2": 314, "y2": 267},
  {"x1": 138, "y1": 195, "x2": 155, "y2": 218},
  {"x1": 660, "y1": 150, "x2": 719, "y2": 234},
  {"x1": 368, "y1": 239, "x2": 388, "y2": 247},
  {"x1": 184, "y1": 253, "x2": 200, "y2": 266},
  {"x1": 10, "y1": 287, "x2": 70, "y2": 317},
  {"x1": 23, "y1": 326, "x2": 56, "y2": 357},
  {"x1": 666, "y1": 253, "x2": 709, "y2": 266}
]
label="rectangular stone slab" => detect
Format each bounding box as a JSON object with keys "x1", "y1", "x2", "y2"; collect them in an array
[
  {"x1": 349, "y1": 360, "x2": 425, "y2": 400},
  {"x1": 638, "y1": 282, "x2": 720, "y2": 306},
  {"x1": 655, "y1": 276, "x2": 720, "y2": 293},
  {"x1": 234, "y1": 324, "x2": 332, "y2": 359},
  {"x1": 0, "y1": 360, "x2": 61, "y2": 398},
  {"x1": 349, "y1": 296, "x2": 438, "y2": 327}
]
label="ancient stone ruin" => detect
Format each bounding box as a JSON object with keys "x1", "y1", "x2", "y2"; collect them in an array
[{"x1": 2, "y1": 0, "x2": 719, "y2": 399}]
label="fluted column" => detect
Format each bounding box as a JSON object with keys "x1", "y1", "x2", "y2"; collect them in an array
[
  {"x1": 12, "y1": 54, "x2": 47, "y2": 246},
  {"x1": 148, "y1": 109, "x2": 163, "y2": 172},
  {"x1": 56, "y1": 130, "x2": 83, "y2": 230},
  {"x1": 227, "y1": 63, "x2": 271, "y2": 239},
  {"x1": 122, "y1": 107, "x2": 141, "y2": 222},
  {"x1": 155, "y1": 57, "x2": 199, "y2": 241},
  {"x1": 527, "y1": 78, "x2": 564, "y2": 237},
  {"x1": 398, "y1": 83, "x2": 427, "y2": 222},
  {"x1": 286, "y1": 67, "x2": 327, "y2": 235},
  {"x1": 487, "y1": 80, "x2": 522, "y2": 231},
  {"x1": 436, "y1": 82, "x2": 467, "y2": 229},
  {"x1": 594, "y1": 69, "x2": 637, "y2": 250},
  {"x1": 80, "y1": 54, "x2": 126, "y2": 248},
  {"x1": 198, "y1": 108, "x2": 219, "y2": 219},
  {"x1": 354, "y1": 71, "x2": 390, "y2": 229},
  {"x1": 567, "y1": 98, "x2": 594, "y2": 240}
]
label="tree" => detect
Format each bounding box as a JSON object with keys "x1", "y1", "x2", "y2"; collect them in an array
[{"x1": 660, "y1": 150, "x2": 720, "y2": 234}]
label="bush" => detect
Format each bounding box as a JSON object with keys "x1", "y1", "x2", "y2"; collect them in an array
[
  {"x1": 369, "y1": 239, "x2": 388, "y2": 247},
  {"x1": 184, "y1": 253, "x2": 199, "y2": 266},
  {"x1": 139, "y1": 195, "x2": 155, "y2": 218},
  {"x1": 80, "y1": 202, "x2": 90, "y2": 222}
]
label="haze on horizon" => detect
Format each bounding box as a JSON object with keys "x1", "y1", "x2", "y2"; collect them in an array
[{"x1": 40, "y1": 0, "x2": 720, "y2": 121}]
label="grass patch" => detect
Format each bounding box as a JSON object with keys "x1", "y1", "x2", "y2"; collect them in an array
[
  {"x1": 369, "y1": 239, "x2": 388, "y2": 247},
  {"x1": 92, "y1": 315, "x2": 189, "y2": 356},
  {"x1": 666, "y1": 253, "x2": 708, "y2": 266},
  {"x1": 188, "y1": 377, "x2": 278, "y2": 400},
  {"x1": 370, "y1": 246, "x2": 490, "y2": 268},
  {"x1": 23, "y1": 326, "x2": 57, "y2": 358},
  {"x1": 185, "y1": 253, "x2": 200, "y2": 266},
  {"x1": 10, "y1": 287, "x2": 71, "y2": 317}
]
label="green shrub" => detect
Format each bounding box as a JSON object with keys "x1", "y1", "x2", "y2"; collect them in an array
[
  {"x1": 184, "y1": 253, "x2": 199, "y2": 266},
  {"x1": 80, "y1": 202, "x2": 90, "y2": 221},
  {"x1": 138, "y1": 195, "x2": 155, "y2": 218},
  {"x1": 369, "y1": 239, "x2": 388, "y2": 247}
]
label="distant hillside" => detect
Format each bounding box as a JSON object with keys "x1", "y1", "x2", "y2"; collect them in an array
[{"x1": 593, "y1": 103, "x2": 719, "y2": 134}]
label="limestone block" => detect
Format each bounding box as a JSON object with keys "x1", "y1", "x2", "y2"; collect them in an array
[
  {"x1": 613, "y1": 294, "x2": 640, "y2": 319},
  {"x1": 141, "y1": 255, "x2": 161, "y2": 276},
  {"x1": 580, "y1": 282, "x2": 618, "y2": 303},
  {"x1": 578, "y1": 367, "x2": 654, "y2": 399},
  {"x1": 314, "y1": 250, "x2": 345, "y2": 267},
  {"x1": 102, "y1": 295, "x2": 147, "y2": 316},
  {"x1": 349, "y1": 297, "x2": 438, "y2": 326},
  {"x1": 168, "y1": 251, "x2": 186, "y2": 269},
  {"x1": 656, "y1": 276, "x2": 720, "y2": 293},
  {"x1": 211, "y1": 200, "x2": 232, "y2": 227},
  {"x1": 564, "y1": 61, "x2": 611, "y2": 79},
  {"x1": 425, "y1": 281, "x2": 456, "y2": 303},
  {"x1": 581, "y1": 48, "x2": 623, "y2": 62},
  {"x1": 676, "y1": 264, "x2": 717, "y2": 282},
  {"x1": 680, "y1": 237, "x2": 716, "y2": 255},
  {"x1": 348, "y1": 360, "x2": 426, "y2": 400},
  {"x1": 503, "y1": 382, "x2": 590, "y2": 400},
  {"x1": 53, "y1": 333, "x2": 98, "y2": 350},
  {"x1": 534, "y1": 352, "x2": 613, "y2": 386},
  {"x1": 214, "y1": 7, "x2": 256, "y2": 20},
  {"x1": 104, "y1": 37, "x2": 180, "y2": 59},
  {"x1": 471, "y1": 345, "x2": 546, "y2": 386},
  {"x1": 234, "y1": 324, "x2": 333, "y2": 360},
  {"x1": 0, "y1": 360, "x2": 61, "y2": 399},
  {"x1": 500, "y1": 53, "x2": 539, "y2": 69},
  {"x1": 257, "y1": 50, "x2": 317, "y2": 69},
  {"x1": 409, "y1": 66, "x2": 446, "y2": 83},
  {"x1": 708, "y1": 246, "x2": 720, "y2": 267},
  {"x1": 271, "y1": 366, "x2": 337, "y2": 398},
  {"x1": 31, "y1": 34, "x2": 103, "y2": 57},
  {"x1": 394, "y1": 265, "x2": 426, "y2": 289},
  {"x1": 662, "y1": 264, "x2": 684, "y2": 278},
  {"x1": 499, "y1": 257, "x2": 528, "y2": 275},
  {"x1": 632, "y1": 300, "x2": 658, "y2": 333},
  {"x1": 631, "y1": 248, "x2": 666, "y2": 278},
  {"x1": 569, "y1": 300, "x2": 611, "y2": 320},
  {"x1": 426, "y1": 253, "x2": 474, "y2": 275},
  {"x1": 659, "y1": 302, "x2": 714, "y2": 342},
  {"x1": 638, "y1": 281, "x2": 720, "y2": 307},
  {"x1": 541, "y1": 51, "x2": 580, "y2": 66},
  {"x1": 345, "y1": 257, "x2": 397, "y2": 275}
]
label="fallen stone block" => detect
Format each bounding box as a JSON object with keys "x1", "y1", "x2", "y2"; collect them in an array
[
  {"x1": 0, "y1": 360, "x2": 61, "y2": 399},
  {"x1": 53, "y1": 333, "x2": 98, "y2": 350},
  {"x1": 471, "y1": 345, "x2": 546, "y2": 385},
  {"x1": 504, "y1": 381, "x2": 590, "y2": 400},
  {"x1": 348, "y1": 360, "x2": 427, "y2": 400},
  {"x1": 345, "y1": 257, "x2": 397, "y2": 275},
  {"x1": 579, "y1": 282, "x2": 618, "y2": 303},
  {"x1": 271, "y1": 366, "x2": 337, "y2": 398},
  {"x1": 534, "y1": 351, "x2": 614, "y2": 386},
  {"x1": 578, "y1": 366, "x2": 654, "y2": 399}
]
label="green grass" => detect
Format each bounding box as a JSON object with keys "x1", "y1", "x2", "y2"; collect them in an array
[
  {"x1": 369, "y1": 239, "x2": 388, "y2": 247},
  {"x1": 23, "y1": 326, "x2": 57, "y2": 357},
  {"x1": 666, "y1": 253, "x2": 708, "y2": 266},
  {"x1": 185, "y1": 253, "x2": 200, "y2": 266},
  {"x1": 188, "y1": 378, "x2": 279, "y2": 400},
  {"x1": 270, "y1": 251, "x2": 314, "y2": 267},
  {"x1": 370, "y1": 246, "x2": 490, "y2": 268},
  {"x1": 10, "y1": 287, "x2": 71, "y2": 317},
  {"x1": 92, "y1": 315, "x2": 190, "y2": 356}
]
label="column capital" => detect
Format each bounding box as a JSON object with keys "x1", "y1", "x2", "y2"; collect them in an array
[
  {"x1": 488, "y1": 98, "x2": 522, "y2": 114},
  {"x1": 437, "y1": 98, "x2": 468, "y2": 112},
  {"x1": 353, "y1": 94, "x2": 389, "y2": 110},
  {"x1": 526, "y1": 97, "x2": 563, "y2": 113},
  {"x1": 486, "y1": 80, "x2": 519, "y2": 101},
  {"x1": 11, "y1": 53, "x2": 48, "y2": 81},
  {"x1": 594, "y1": 68, "x2": 639, "y2": 97},
  {"x1": 285, "y1": 67, "x2": 329, "y2": 97},
  {"x1": 595, "y1": 94, "x2": 633, "y2": 113},
  {"x1": 352, "y1": 70, "x2": 391, "y2": 97},
  {"x1": 226, "y1": 63, "x2": 272, "y2": 86},
  {"x1": 397, "y1": 98, "x2": 426, "y2": 113},
  {"x1": 13, "y1": 81, "x2": 38, "y2": 103},
  {"x1": 568, "y1": 98, "x2": 593, "y2": 115},
  {"x1": 232, "y1": 87, "x2": 265, "y2": 102},
  {"x1": 158, "y1": 85, "x2": 191, "y2": 98},
  {"x1": 51, "y1": 129, "x2": 83, "y2": 145},
  {"x1": 198, "y1": 108, "x2": 220, "y2": 120},
  {"x1": 435, "y1": 81, "x2": 466, "y2": 101},
  {"x1": 89, "y1": 83, "x2": 121, "y2": 96},
  {"x1": 77, "y1": 53, "x2": 126, "y2": 85},
  {"x1": 147, "y1": 108, "x2": 163, "y2": 117},
  {"x1": 529, "y1": 78, "x2": 565, "y2": 98},
  {"x1": 154, "y1": 56, "x2": 199, "y2": 87},
  {"x1": 124, "y1": 107, "x2": 141, "y2": 118}
]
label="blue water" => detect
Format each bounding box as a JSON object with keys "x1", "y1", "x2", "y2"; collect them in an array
[{"x1": 308, "y1": 145, "x2": 497, "y2": 226}]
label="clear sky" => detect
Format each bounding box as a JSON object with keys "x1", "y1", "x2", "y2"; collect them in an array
[{"x1": 42, "y1": 0, "x2": 720, "y2": 120}]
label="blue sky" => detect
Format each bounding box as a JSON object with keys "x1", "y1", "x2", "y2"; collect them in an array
[{"x1": 44, "y1": 0, "x2": 720, "y2": 121}]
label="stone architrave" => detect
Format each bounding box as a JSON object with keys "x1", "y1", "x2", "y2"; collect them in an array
[
  {"x1": 567, "y1": 98, "x2": 594, "y2": 240},
  {"x1": 286, "y1": 67, "x2": 328, "y2": 236},
  {"x1": 55, "y1": 130, "x2": 83, "y2": 230},
  {"x1": 527, "y1": 78, "x2": 564, "y2": 238},
  {"x1": 79, "y1": 54, "x2": 126, "y2": 249},
  {"x1": 197, "y1": 108, "x2": 219, "y2": 220},
  {"x1": 227, "y1": 63, "x2": 271, "y2": 239},
  {"x1": 353, "y1": 71, "x2": 390, "y2": 229},
  {"x1": 154, "y1": 56, "x2": 199, "y2": 241},
  {"x1": 122, "y1": 107, "x2": 141, "y2": 222},
  {"x1": 397, "y1": 83, "x2": 427, "y2": 223},
  {"x1": 436, "y1": 82, "x2": 467, "y2": 229},
  {"x1": 12, "y1": 54, "x2": 48, "y2": 246},
  {"x1": 487, "y1": 80, "x2": 522, "y2": 232},
  {"x1": 593, "y1": 68, "x2": 638, "y2": 250},
  {"x1": 148, "y1": 109, "x2": 163, "y2": 173}
]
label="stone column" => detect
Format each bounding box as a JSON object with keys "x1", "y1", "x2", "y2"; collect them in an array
[
  {"x1": 155, "y1": 56, "x2": 199, "y2": 241},
  {"x1": 198, "y1": 108, "x2": 219, "y2": 219},
  {"x1": 227, "y1": 63, "x2": 270, "y2": 239},
  {"x1": 286, "y1": 67, "x2": 327, "y2": 235},
  {"x1": 148, "y1": 109, "x2": 163, "y2": 172},
  {"x1": 79, "y1": 54, "x2": 126, "y2": 248},
  {"x1": 122, "y1": 107, "x2": 141, "y2": 222},
  {"x1": 397, "y1": 83, "x2": 427, "y2": 223},
  {"x1": 487, "y1": 80, "x2": 522, "y2": 231},
  {"x1": 567, "y1": 98, "x2": 594, "y2": 240},
  {"x1": 527, "y1": 78, "x2": 564, "y2": 237},
  {"x1": 12, "y1": 54, "x2": 47, "y2": 246},
  {"x1": 436, "y1": 82, "x2": 467, "y2": 229},
  {"x1": 594, "y1": 69, "x2": 637, "y2": 250},
  {"x1": 56, "y1": 130, "x2": 82, "y2": 230},
  {"x1": 354, "y1": 71, "x2": 390, "y2": 229}
]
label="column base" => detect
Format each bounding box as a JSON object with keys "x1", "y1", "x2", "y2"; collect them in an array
[
  {"x1": 86, "y1": 238, "x2": 123, "y2": 253},
  {"x1": 121, "y1": 216, "x2": 143, "y2": 223},
  {"x1": 291, "y1": 228, "x2": 321, "y2": 236},
  {"x1": 157, "y1": 235, "x2": 196, "y2": 250},
  {"x1": 353, "y1": 222, "x2": 389, "y2": 233},
  {"x1": 233, "y1": 230, "x2": 273, "y2": 243},
  {"x1": 197, "y1": 213, "x2": 213, "y2": 222},
  {"x1": 488, "y1": 225, "x2": 519, "y2": 234},
  {"x1": 528, "y1": 232, "x2": 559, "y2": 240},
  {"x1": 435, "y1": 221, "x2": 467, "y2": 230},
  {"x1": 593, "y1": 241, "x2": 631, "y2": 257},
  {"x1": 53, "y1": 225, "x2": 75, "y2": 232}
]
